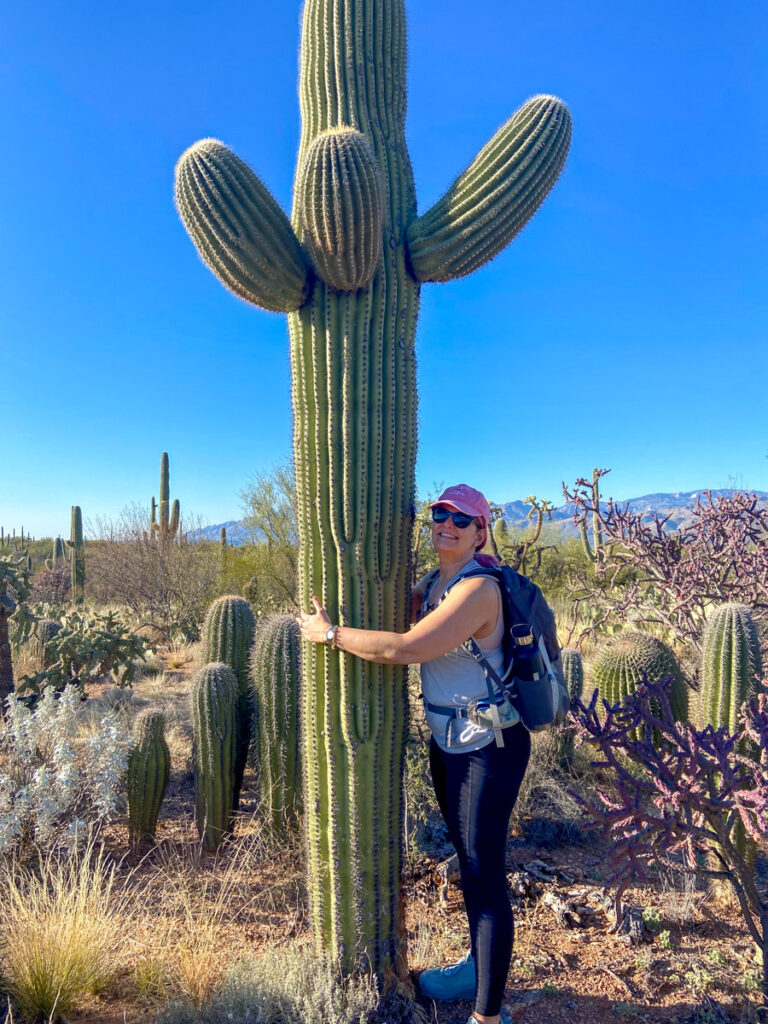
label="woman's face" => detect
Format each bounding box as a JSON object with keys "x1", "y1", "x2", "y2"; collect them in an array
[{"x1": 431, "y1": 507, "x2": 486, "y2": 561}]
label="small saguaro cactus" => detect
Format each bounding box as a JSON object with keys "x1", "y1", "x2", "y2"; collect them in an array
[
  {"x1": 191, "y1": 663, "x2": 239, "y2": 852},
  {"x1": 556, "y1": 647, "x2": 583, "y2": 765},
  {"x1": 175, "y1": 0, "x2": 571, "y2": 977},
  {"x1": 201, "y1": 595, "x2": 256, "y2": 807},
  {"x1": 127, "y1": 709, "x2": 171, "y2": 849},
  {"x1": 66, "y1": 506, "x2": 85, "y2": 604},
  {"x1": 591, "y1": 630, "x2": 688, "y2": 739},
  {"x1": 151, "y1": 452, "x2": 181, "y2": 542},
  {"x1": 45, "y1": 536, "x2": 66, "y2": 571},
  {"x1": 250, "y1": 614, "x2": 303, "y2": 836}
]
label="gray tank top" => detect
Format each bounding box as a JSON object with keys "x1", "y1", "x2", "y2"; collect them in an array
[{"x1": 419, "y1": 560, "x2": 504, "y2": 753}]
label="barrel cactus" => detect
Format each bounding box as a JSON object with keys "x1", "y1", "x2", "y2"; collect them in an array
[
  {"x1": 127, "y1": 709, "x2": 171, "y2": 849},
  {"x1": 174, "y1": 0, "x2": 571, "y2": 976},
  {"x1": 191, "y1": 663, "x2": 238, "y2": 852},
  {"x1": 697, "y1": 603, "x2": 762, "y2": 883},
  {"x1": 201, "y1": 595, "x2": 256, "y2": 807},
  {"x1": 250, "y1": 614, "x2": 303, "y2": 836},
  {"x1": 591, "y1": 630, "x2": 688, "y2": 734},
  {"x1": 697, "y1": 603, "x2": 762, "y2": 734}
]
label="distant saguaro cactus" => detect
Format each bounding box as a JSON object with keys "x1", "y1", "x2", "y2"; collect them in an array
[
  {"x1": 191, "y1": 663, "x2": 239, "y2": 852},
  {"x1": 201, "y1": 596, "x2": 256, "y2": 807},
  {"x1": 174, "y1": 0, "x2": 571, "y2": 977},
  {"x1": 45, "y1": 536, "x2": 66, "y2": 572},
  {"x1": 151, "y1": 452, "x2": 181, "y2": 542},
  {"x1": 127, "y1": 709, "x2": 171, "y2": 849},
  {"x1": 66, "y1": 506, "x2": 85, "y2": 604},
  {"x1": 250, "y1": 614, "x2": 303, "y2": 836}
]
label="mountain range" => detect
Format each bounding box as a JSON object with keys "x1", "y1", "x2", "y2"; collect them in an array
[{"x1": 193, "y1": 488, "x2": 768, "y2": 547}]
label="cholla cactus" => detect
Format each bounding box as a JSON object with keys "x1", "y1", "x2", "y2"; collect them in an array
[
  {"x1": 201, "y1": 595, "x2": 256, "y2": 807},
  {"x1": 126, "y1": 709, "x2": 170, "y2": 848},
  {"x1": 191, "y1": 663, "x2": 238, "y2": 852},
  {"x1": 174, "y1": 0, "x2": 571, "y2": 976},
  {"x1": 250, "y1": 614, "x2": 303, "y2": 836}
]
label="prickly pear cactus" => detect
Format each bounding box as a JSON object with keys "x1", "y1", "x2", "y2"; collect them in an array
[
  {"x1": 201, "y1": 595, "x2": 256, "y2": 807},
  {"x1": 191, "y1": 663, "x2": 238, "y2": 852},
  {"x1": 591, "y1": 630, "x2": 688, "y2": 732},
  {"x1": 175, "y1": 0, "x2": 571, "y2": 976},
  {"x1": 250, "y1": 614, "x2": 302, "y2": 836},
  {"x1": 127, "y1": 709, "x2": 171, "y2": 848}
]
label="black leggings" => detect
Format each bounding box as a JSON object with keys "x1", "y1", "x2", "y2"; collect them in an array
[{"x1": 430, "y1": 725, "x2": 530, "y2": 1017}]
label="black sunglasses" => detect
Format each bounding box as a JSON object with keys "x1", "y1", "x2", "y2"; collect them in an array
[{"x1": 431, "y1": 506, "x2": 477, "y2": 530}]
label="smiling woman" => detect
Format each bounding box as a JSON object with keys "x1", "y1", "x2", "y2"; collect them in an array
[{"x1": 298, "y1": 483, "x2": 530, "y2": 1024}]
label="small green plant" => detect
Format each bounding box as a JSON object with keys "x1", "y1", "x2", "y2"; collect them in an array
[
  {"x1": 684, "y1": 964, "x2": 714, "y2": 997},
  {"x1": 656, "y1": 929, "x2": 673, "y2": 950},
  {"x1": 542, "y1": 980, "x2": 560, "y2": 997},
  {"x1": 613, "y1": 1004, "x2": 641, "y2": 1019},
  {"x1": 633, "y1": 949, "x2": 653, "y2": 974},
  {"x1": 641, "y1": 905, "x2": 662, "y2": 931},
  {"x1": 706, "y1": 948, "x2": 726, "y2": 966}
]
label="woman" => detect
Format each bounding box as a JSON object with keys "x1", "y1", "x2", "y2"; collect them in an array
[{"x1": 298, "y1": 483, "x2": 530, "y2": 1024}]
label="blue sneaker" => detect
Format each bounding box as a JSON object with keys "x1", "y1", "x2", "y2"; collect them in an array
[
  {"x1": 466, "y1": 1012, "x2": 513, "y2": 1024},
  {"x1": 419, "y1": 951, "x2": 475, "y2": 1000}
]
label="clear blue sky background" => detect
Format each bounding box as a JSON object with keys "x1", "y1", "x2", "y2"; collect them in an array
[{"x1": 2, "y1": 0, "x2": 766, "y2": 538}]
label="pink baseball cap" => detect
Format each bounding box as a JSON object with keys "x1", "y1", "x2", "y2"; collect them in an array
[{"x1": 429, "y1": 484, "x2": 492, "y2": 527}]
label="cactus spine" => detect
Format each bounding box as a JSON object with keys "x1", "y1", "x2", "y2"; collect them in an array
[
  {"x1": 175, "y1": 0, "x2": 570, "y2": 976},
  {"x1": 591, "y1": 630, "x2": 688, "y2": 737},
  {"x1": 250, "y1": 614, "x2": 303, "y2": 836},
  {"x1": 191, "y1": 663, "x2": 238, "y2": 852},
  {"x1": 127, "y1": 709, "x2": 170, "y2": 848},
  {"x1": 66, "y1": 506, "x2": 85, "y2": 604},
  {"x1": 201, "y1": 596, "x2": 256, "y2": 807}
]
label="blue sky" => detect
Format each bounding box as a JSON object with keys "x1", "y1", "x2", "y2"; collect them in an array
[{"x1": 2, "y1": 0, "x2": 766, "y2": 538}]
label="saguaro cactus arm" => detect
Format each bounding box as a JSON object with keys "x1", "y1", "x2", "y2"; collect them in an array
[
  {"x1": 175, "y1": 139, "x2": 312, "y2": 313},
  {"x1": 406, "y1": 95, "x2": 571, "y2": 283}
]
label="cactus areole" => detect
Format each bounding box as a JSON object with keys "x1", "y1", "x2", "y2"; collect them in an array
[{"x1": 175, "y1": 0, "x2": 570, "y2": 977}]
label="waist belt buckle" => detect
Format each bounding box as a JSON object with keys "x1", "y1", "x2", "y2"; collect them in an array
[{"x1": 466, "y1": 697, "x2": 483, "y2": 727}]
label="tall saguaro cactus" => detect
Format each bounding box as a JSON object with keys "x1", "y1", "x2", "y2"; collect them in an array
[
  {"x1": 67, "y1": 506, "x2": 85, "y2": 604},
  {"x1": 175, "y1": 0, "x2": 570, "y2": 977},
  {"x1": 152, "y1": 452, "x2": 181, "y2": 542}
]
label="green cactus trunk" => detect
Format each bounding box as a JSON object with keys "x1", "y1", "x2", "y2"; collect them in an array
[
  {"x1": 68, "y1": 506, "x2": 85, "y2": 604},
  {"x1": 250, "y1": 614, "x2": 303, "y2": 837},
  {"x1": 287, "y1": 1, "x2": 416, "y2": 975},
  {"x1": 697, "y1": 603, "x2": 763, "y2": 886},
  {"x1": 175, "y1": 0, "x2": 570, "y2": 977},
  {"x1": 201, "y1": 596, "x2": 256, "y2": 807},
  {"x1": 127, "y1": 709, "x2": 171, "y2": 849},
  {"x1": 191, "y1": 663, "x2": 239, "y2": 852},
  {"x1": 32, "y1": 618, "x2": 62, "y2": 670},
  {"x1": 556, "y1": 647, "x2": 583, "y2": 766}
]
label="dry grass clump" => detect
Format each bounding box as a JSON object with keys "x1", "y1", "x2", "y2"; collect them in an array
[
  {"x1": 0, "y1": 843, "x2": 132, "y2": 1022},
  {"x1": 512, "y1": 729, "x2": 592, "y2": 846},
  {"x1": 159, "y1": 940, "x2": 380, "y2": 1024}
]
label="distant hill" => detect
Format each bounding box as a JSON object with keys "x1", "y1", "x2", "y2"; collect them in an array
[
  {"x1": 193, "y1": 489, "x2": 768, "y2": 547},
  {"x1": 500, "y1": 488, "x2": 768, "y2": 539}
]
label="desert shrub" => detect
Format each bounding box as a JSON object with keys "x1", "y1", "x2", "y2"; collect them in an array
[
  {"x1": 0, "y1": 687, "x2": 129, "y2": 857},
  {"x1": 159, "y1": 943, "x2": 379, "y2": 1024},
  {"x1": 512, "y1": 729, "x2": 592, "y2": 846},
  {"x1": 28, "y1": 565, "x2": 70, "y2": 605},
  {"x1": 88, "y1": 505, "x2": 221, "y2": 642},
  {"x1": 0, "y1": 842, "x2": 131, "y2": 1022}
]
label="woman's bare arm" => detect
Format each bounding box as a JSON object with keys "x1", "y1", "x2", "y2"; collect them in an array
[{"x1": 298, "y1": 577, "x2": 498, "y2": 665}]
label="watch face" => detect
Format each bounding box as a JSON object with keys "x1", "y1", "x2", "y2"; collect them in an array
[{"x1": 325, "y1": 626, "x2": 335, "y2": 643}]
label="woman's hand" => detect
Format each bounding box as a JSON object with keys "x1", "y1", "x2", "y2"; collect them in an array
[{"x1": 297, "y1": 596, "x2": 333, "y2": 644}]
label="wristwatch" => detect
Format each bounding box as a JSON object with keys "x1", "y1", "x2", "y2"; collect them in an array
[{"x1": 324, "y1": 625, "x2": 339, "y2": 648}]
